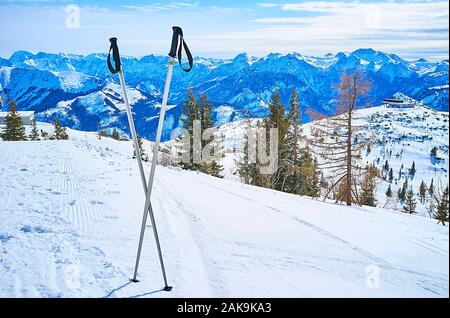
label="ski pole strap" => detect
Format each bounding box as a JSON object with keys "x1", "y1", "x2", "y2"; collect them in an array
[
  {"x1": 168, "y1": 26, "x2": 193, "y2": 73},
  {"x1": 107, "y1": 37, "x2": 122, "y2": 74}
]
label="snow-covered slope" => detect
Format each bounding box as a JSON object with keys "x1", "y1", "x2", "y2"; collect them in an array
[
  {"x1": 179, "y1": 102, "x2": 449, "y2": 216},
  {"x1": 0, "y1": 124, "x2": 448, "y2": 297}
]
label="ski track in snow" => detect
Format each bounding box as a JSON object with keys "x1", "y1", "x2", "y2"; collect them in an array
[{"x1": 0, "y1": 126, "x2": 448, "y2": 297}]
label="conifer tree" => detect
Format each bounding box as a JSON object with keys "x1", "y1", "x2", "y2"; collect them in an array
[
  {"x1": 238, "y1": 122, "x2": 265, "y2": 187},
  {"x1": 54, "y1": 116, "x2": 68, "y2": 140},
  {"x1": 434, "y1": 185, "x2": 449, "y2": 226},
  {"x1": 385, "y1": 184, "x2": 392, "y2": 199},
  {"x1": 430, "y1": 146, "x2": 437, "y2": 159},
  {"x1": 198, "y1": 93, "x2": 223, "y2": 176},
  {"x1": 383, "y1": 160, "x2": 389, "y2": 172},
  {"x1": 264, "y1": 89, "x2": 289, "y2": 190},
  {"x1": 419, "y1": 180, "x2": 427, "y2": 203},
  {"x1": 199, "y1": 93, "x2": 213, "y2": 134},
  {"x1": 409, "y1": 161, "x2": 416, "y2": 177},
  {"x1": 180, "y1": 88, "x2": 201, "y2": 170},
  {"x1": 360, "y1": 165, "x2": 378, "y2": 207},
  {"x1": 399, "y1": 178, "x2": 408, "y2": 201},
  {"x1": 366, "y1": 144, "x2": 371, "y2": 155},
  {"x1": 298, "y1": 148, "x2": 320, "y2": 198},
  {"x1": 403, "y1": 187, "x2": 417, "y2": 214},
  {"x1": 29, "y1": 118, "x2": 40, "y2": 141},
  {"x1": 133, "y1": 136, "x2": 149, "y2": 162},
  {"x1": 111, "y1": 129, "x2": 120, "y2": 140},
  {"x1": 282, "y1": 90, "x2": 303, "y2": 194},
  {"x1": 397, "y1": 187, "x2": 402, "y2": 202},
  {"x1": 1, "y1": 100, "x2": 26, "y2": 141},
  {"x1": 205, "y1": 160, "x2": 224, "y2": 178},
  {"x1": 429, "y1": 178, "x2": 435, "y2": 196},
  {"x1": 388, "y1": 168, "x2": 394, "y2": 183}
]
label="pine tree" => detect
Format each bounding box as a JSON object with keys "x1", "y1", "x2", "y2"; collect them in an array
[
  {"x1": 29, "y1": 118, "x2": 40, "y2": 141},
  {"x1": 383, "y1": 160, "x2": 389, "y2": 172},
  {"x1": 429, "y1": 178, "x2": 435, "y2": 196},
  {"x1": 360, "y1": 165, "x2": 378, "y2": 207},
  {"x1": 430, "y1": 146, "x2": 437, "y2": 159},
  {"x1": 434, "y1": 185, "x2": 449, "y2": 226},
  {"x1": 97, "y1": 130, "x2": 108, "y2": 139},
  {"x1": 238, "y1": 122, "x2": 266, "y2": 187},
  {"x1": 199, "y1": 93, "x2": 213, "y2": 134},
  {"x1": 198, "y1": 93, "x2": 223, "y2": 176},
  {"x1": 298, "y1": 148, "x2": 320, "y2": 198},
  {"x1": 54, "y1": 116, "x2": 68, "y2": 140},
  {"x1": 388, "y1": 168, "x2": 394, "y2": 183},
  {"x1": 205, "y1": 160, "x2": 224, "y2": 178},
  {"x1": 111, "y1": 129, "x2": 120, "y2": 140},
  {"x1": 385, "y1": 184, "x2": 392, "y2": 198},
  {"x1": 397, "y1": 187, "x2": 402, "y2": 202},
  {"x1": 419, "y1": 180, "x2": 427, "y2": 203},
  {"x1": 366, "y1": 144, "x2": 371, "y2": 155},
  {"x1": 282, "y1": 90, "x2": 304, "y2": 194},
  {"x1": 264, "y1": 89, "x2": 289, "y2": 190},
  {"x1": 409, "y1": 161, "x2": 416, "y2": 176},
  {"x1": 399, "y1": 178, "x2": 409, "y2": 201},
  {"x1": 180, "y1": 88, "x2": 201, "y2": 170},
  {"x1": 133, "y1": 136, "x2": 149, "y2": 162},
  {"x1": 403, "y1": 187, "x2": 417, "y2": 214},
  {"x1": 1, "y1": 100, "x2": 26, "y2": 141}
]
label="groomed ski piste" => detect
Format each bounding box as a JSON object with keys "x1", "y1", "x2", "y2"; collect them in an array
[{"x1": 0, "y1": 123, "x2": 448, "y2": 297}]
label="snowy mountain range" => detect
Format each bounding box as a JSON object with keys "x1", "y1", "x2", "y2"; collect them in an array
[{"x1": 0, "y1": 48, "x2": 448, "y2": 140}]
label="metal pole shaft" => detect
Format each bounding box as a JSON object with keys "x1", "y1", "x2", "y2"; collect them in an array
[
  {"x1": 132, "y1": 57, "x2": 175, "y2": 286},
  {"x1": 119, "y1": 70, "x2": 163, "y2": 285},
  {"x1": 118, "y1": 71, "x2": 147, "y2": 191}
]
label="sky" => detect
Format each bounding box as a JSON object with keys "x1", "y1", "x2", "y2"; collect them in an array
[{"x1": 0, "y1": 0, "x2": 448, "y2": 60}]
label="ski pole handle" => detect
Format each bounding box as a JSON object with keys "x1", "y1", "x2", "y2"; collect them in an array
[
  {"x1": 108, "y1": 37, "x2": 122, "y2": 74},
  {"x1": 168, "y1": 26, "x2": 182, "y2": 59},
  {"x1": 167, "y1": 26, "x2": 193, "y2": 73}
]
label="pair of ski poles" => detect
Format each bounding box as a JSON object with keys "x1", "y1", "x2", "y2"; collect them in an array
[{"x1": 107, "y1": 26, "x2": 193, "y2": 291}]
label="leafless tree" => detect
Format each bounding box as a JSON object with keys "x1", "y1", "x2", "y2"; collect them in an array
[{"x1": 309, "y1": 71, "x2": 372, "y2": 206}]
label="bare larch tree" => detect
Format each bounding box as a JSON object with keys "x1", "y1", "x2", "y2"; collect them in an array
[{"x1": 309, "y1": 71, "x2": 371, "y2": 206}]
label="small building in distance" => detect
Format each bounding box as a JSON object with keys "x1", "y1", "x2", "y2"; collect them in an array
[
  {"x1": 383, "y1": 93, "x2": 418, "y2": 108},
  {"x1": 0, "y1": 111, "x2": 35, "y2": 125}
]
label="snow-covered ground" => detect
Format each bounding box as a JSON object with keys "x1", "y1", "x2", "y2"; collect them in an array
[
  {"x1": 176, "y1": 104, "x2": 448, "y2": 216},
  {"x1": 0, "y1": 123, "x2": 448, "y2": 297}
]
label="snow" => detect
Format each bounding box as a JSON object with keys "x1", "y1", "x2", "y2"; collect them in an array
[
  {"x1": 204, "y1": 103, "x2": 448, "y2": 218},
  {"x1": 429, "y1": 84, "x2": 449, "y2": 90},
  {"x1": 0, "y1": 123, "x2": 448, "y2": 297},
  {"x1": 56, "y1": 71, "x2": 94, "y2": 91},
  {"x1": 104, "y1": 82, "x2": 147, "y2": 110}
]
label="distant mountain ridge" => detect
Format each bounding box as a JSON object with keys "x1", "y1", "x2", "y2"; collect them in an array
[{"x1": 0, "y1": 48, "x2": 448, "y2": 140}]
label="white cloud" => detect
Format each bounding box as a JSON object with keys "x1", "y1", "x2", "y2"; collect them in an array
[
  {"x1": 0, "y1": 1, "x2": 447, "y2": 60},
  {"x1": 237, "y1": 1, "x2": 448, "y2": 59},
  {"x1": 256, "y1": 3, "x2": 280, "y2": 8},
  {"x1": 122, "y1": 2, "x2": 200, "y2": 12}
]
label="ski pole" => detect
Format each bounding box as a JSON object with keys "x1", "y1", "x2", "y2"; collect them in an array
[
  {"x1": 132, "y1": 26, "x2": 193, "y2": 289},
  {"x1": 106, "y1": 38, "x2": 165, "y2": 287},
  {"x1": 107, "y1": 38, "x2": 147, "y2": 190}
]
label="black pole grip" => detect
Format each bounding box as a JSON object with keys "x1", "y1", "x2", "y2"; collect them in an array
[
  {"x1": 168, "y1": 26, "x2": 182, "y2": 58},
  {"x1": 167, "y1": 26, "x2": 193, "y2": 73},
  {"x1": 107, "y1": 37, "x2": 122, "y2": 74}
]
